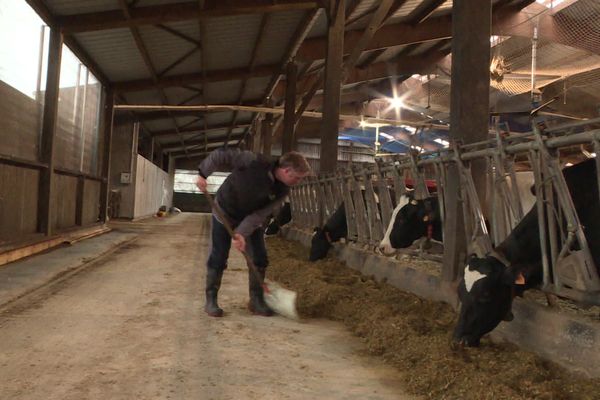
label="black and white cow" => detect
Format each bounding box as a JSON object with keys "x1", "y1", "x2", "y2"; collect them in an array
[
  {"x1": 378, "y1": 172, "x2": 536, "y2": 255},
  {"x1": 378, "y1": 193, "x2": 443, "y2": 254},
  {"x1": 454, "y1": 158, "x2": 600, "y2": 346},
  {"x1": 265, "y1": 202, "x2": 292, "y2": 236},
  {"x1": 309, "y1": 203, "x2": 347, "y2": 261}
]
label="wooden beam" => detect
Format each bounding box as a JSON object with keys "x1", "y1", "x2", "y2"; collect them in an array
[
  {"x1": 58, "y1": 0, "x2": 318, "y2": 33},
  {"x1": 118, "y1": 0, "x2": 190, "y2": 157},
  {"x1": 262, "y1": 98, "x2": 274, "y2": 156},
  {"x1": 38, "y1": 28, "x2": 63, "y2": 236},
  {"x1": 113, "y1": 64, "x2": 280, "y2": 92},
  {"x1": 162, "y1": 133, "x2": 245, "y2": 151},
  {"x1": 407, "y1": 0, "x2": 446, "y2": 25},
  {"x1": 319, "y1": 0, "x2": 346, "y2": 173},
  {"x1": 443, "y1": 0, "x2": 492, "y2": 282},
  {"x1": 282, "y1": 61, "x2": 298, "y2": 153},
  {"x1": 24, "y1": 0, "x2": 110, "y2": 86},
  {"x1": 152, "y1": 123, "x2": 251, "y2": 137},
  {"x1": 225, "y1": 13, "x2": 270, "y2": 147},
  {"x1": 169, "y1": 139, "x2": 242, "y2": 157}
]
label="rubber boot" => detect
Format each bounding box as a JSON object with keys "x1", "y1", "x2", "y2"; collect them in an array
[
  {"x1": 248, "y1": 268, "x2": 273, "y2": 316},
  {"x1": 205, "y1": 268, "x2": 224, "y2": 317}
]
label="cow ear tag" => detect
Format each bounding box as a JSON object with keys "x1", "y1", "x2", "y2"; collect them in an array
[
  {"x1": 515, "y1": 272, "x2": 526, "y2": 285},
  {"x1": 423, "y1": 215, "x2": 429, "y2": 222}
]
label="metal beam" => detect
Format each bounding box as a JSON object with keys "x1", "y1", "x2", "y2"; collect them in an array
[{"x1": 58, "y1": 1, "x2": 318, "y2": 33}]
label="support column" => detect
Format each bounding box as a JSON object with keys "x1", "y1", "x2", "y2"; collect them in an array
[
  {"x1": 99, "y1": 89, "x2": 115, "y2": 223},
  {"x1": 282, "y1": 60, "x2": 298, "y2": 154},
  {"x1": 319, "y1": 0, "x2": 345, "y2": 173},
  {"x1": 38, "y1": 28, "x2": 63, "y2": 236},
  {"x1": 262, "y1": 98, "x2": 273, "y2": 157},
  {"x1": 443, "y1": 0, "x2": 492, "y2": 281}
]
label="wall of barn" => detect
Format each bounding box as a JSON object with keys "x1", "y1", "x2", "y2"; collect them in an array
[
  {"x1": 109, "y1": 121, "x2": 139, "y2": 219},
  {"x1": 0, "y1": 80, "x2": 42, "y2": 246},
  {"x1": 133, "y1": 155, "x2": 173, "y2": 219},
  {"x1": 0, "y1": 80, "x2": 106, "y2": 246}
]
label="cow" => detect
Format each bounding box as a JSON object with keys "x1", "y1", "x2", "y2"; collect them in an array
[
  {"x1": 309, "y1": 202, "x2": 347, "y2": 261},
  {"x1": 453, "y1": 158, "x2": 600, "y2": 347},
  {"x1": 265, "y1": 202, "x2": 291, "y2": 236},
  {"x1": 378, "y1": 193, "x2": 443, "y2": 254},
  {"x1": 378, "y1": 172, "x2": 536, "y2": 255}
]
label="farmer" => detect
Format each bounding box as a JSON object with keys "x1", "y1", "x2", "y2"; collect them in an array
[{"x1": 197, "y1": 148, "x2": 311, "y2": 317}]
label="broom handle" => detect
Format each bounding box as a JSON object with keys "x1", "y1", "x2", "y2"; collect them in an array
[{"x1": 203, "y1": 190, "x2": 265, "y2": 286}]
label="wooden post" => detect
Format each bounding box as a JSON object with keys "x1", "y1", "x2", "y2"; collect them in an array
[
  {"x1": 282, "y1": 60, "x2": 298, "y2": 154},
  {"x1": 38, "y1": 28, "x2": 63, "y2": 236},
  {"x1": 443, "y1": 0, "x2": 492, "y2": 281},
  {"x1": 262, "y1": 98, "x2": 273, "y2": 157},
  {"x1": 319, "y1": 0, "x2": 345, "y2": 173},
  {"x1": 99, "y1": 89, "x2": 115, "y2": 223}
]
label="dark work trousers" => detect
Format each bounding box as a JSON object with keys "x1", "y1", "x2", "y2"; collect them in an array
[{"x1": 206, "y1": 216, "x2": 268, "y2": 272}]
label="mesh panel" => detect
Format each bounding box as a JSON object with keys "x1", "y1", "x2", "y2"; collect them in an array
[{"x1": 397, "y1": 0, "x2": 600, "y2": 115}]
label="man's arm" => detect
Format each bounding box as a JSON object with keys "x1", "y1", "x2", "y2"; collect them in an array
[
  {"x1": 235, "y1": 199, "x2": 285, "y2": 238},
  {"x1": 198, "y1": 147, "x2": 257, "y2": 179}
]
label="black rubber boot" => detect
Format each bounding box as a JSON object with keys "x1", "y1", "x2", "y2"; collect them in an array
[
  {"x1": 248, "y1": 268, "x2": 273, "y2": 316},
  {"x1": 205, "y1": 268, "x2": 224, "y2": 317}
]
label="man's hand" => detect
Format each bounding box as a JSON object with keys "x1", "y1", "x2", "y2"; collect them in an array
[
  {"x1": 232, "y1": 233, "x2": 246, "y2": 253},
  {"x1": 196, "y1": 176, "x2": 207, "y2": 193}
]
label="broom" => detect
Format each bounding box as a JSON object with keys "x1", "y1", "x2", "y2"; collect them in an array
[{"x1": 203, "y1": 190, "x2": 299, "y2": 320}]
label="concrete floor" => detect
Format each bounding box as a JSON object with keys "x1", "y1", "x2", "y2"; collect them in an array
[{"x1": 0, "y1": 213, "x2": 417, "y2": 400}]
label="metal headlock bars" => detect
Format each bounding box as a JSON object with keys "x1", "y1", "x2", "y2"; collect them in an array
[{"x1": 290, "y1": 120, "x2": 600, "y2": 306}]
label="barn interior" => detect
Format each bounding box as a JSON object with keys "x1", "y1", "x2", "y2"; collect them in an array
[{"x1": 1, "y1": 0, "x2": 600, "y2": 398}]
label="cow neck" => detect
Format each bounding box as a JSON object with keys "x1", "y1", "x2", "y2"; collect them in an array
[{"x1": 489, "y1": 249, "x2": 511, "y2": 268}]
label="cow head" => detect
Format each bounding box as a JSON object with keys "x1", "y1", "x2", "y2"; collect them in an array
[
  {"x1": 309, "y1": 227, "x2": 332, "y2": 261},
  {"x1": 264, "y1": 218, "x2": 280, "y2": 236},
  {"x1": 453, "y1": 254, "x2": 526, "y2": 346},
  {"x1": 384, "y1": 196, "x2": 438, "y2": 250}
]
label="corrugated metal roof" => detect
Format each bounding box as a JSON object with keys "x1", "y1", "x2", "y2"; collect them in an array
[
  {"x1": 123, "y1": 89, "x2": 164, "y2": 106},
  {"x1": 241, "y1": 76, "x2": 272, "y2": 102},
  {"x1": 203, "y1": 14, "x2": 264, "y2": 71},
  {"x1": 254, "y1": 10, "x2": 305, "y2": 66},
  {"x1": 204, "y1": 80, "x2": 243, "y2": 104},
  {"x1": 138, "y1": 22, "x2": 202, "y2": 77},
  {"x1": 75, "y1": 29, "x2": 151, "y2": 81}
]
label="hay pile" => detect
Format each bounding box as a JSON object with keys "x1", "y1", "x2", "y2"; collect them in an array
[{"x1": 266, "y1": 237, "x2": 600, "y2": 400}]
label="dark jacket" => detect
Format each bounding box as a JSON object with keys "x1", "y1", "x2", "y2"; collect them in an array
[{"x1": 198, "y1": 148, "x2": 289, "y2": 236}]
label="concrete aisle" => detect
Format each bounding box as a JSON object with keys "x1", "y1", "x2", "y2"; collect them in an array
[{"x1": 0, "y1": 213, "x2": 416, "y2": 400}]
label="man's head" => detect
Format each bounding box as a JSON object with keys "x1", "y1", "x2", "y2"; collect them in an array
[{"x1": 275, "y1": 151, "x2": 311, "y2": 186}]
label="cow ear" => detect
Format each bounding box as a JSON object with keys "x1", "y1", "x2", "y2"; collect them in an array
[
  {"x1": 514, "y1": 272, "x2": 526, "y2": 285},
  {"x1": 502, "y1": 268, "x2": 526, "y2": 286}
]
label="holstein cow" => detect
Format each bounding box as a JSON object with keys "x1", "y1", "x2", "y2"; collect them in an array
[
  {"x1": 454, "y1": 158, "x2": 600, "y2": 346},
  {"x1": 264, "y1": 202, "x2": 291, "y2": 236},
  {"x1": 378, "y1": 192, "x2": 443, "y2": 254},
  {"x1": 378, "y1": 173, "x2": 536, "y2": 255},
  {"x1": 309, "y1": 202, "x2": 347, "y2": 261}
]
